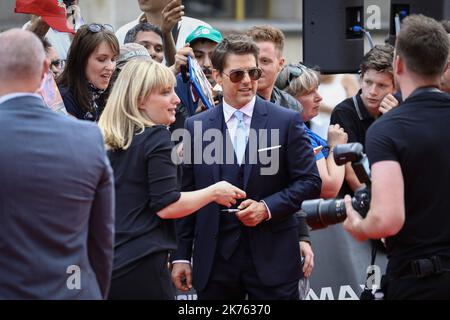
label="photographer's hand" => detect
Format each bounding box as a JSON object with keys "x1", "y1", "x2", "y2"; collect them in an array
[
  {"x1": 343, "y1": 195, "x2": 367, "y2": 241},
  {"x1": 343, "y1": 161, "x2": 404, "y2": 241}
]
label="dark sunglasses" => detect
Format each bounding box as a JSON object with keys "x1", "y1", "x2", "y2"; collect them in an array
[
  {"x1": 87, "y1": 23, "x2": 114, "y2": 33},
  {"x1": 287, "y1": 64, "x2": 305, "y2": 84},
  {"x1": 223, "y1": 68, "x2": 262, "y2": 83}
]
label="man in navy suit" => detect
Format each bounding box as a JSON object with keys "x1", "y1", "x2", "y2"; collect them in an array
[
  {"x1": 172, "y1": 35, "x2": 321, "y2": 299},
  {"x1": 0, "y1": 29, "x2": 114, "y2": 299}
]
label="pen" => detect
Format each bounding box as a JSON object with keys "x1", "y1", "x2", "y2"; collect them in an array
[
  {"x1": 257, "y1": 145, "x2": 281, "y2": 152},
  {"x1": 221, "y1": 209, "x2": 240, "y2": 213}
]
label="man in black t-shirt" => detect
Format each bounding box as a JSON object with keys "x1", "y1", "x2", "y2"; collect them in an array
[
  {"x1": 343, "y1": 14, "x2": 450, "y2": 299},
  {"x1": 331, "y1": 44, "x2": 396, "y2": 196}
]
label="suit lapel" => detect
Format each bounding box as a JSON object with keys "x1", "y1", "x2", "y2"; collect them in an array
[
  {"x1": 244, "y1": 97, "x2": 268, "y2": 189},
  {"x1": 207, "y1": 104, "x2": 224, "y2": 183}
]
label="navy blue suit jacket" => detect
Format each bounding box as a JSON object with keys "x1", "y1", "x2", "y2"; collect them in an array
[
  {"x1": 174, "y1": 96, "x2": 321, "y2": 291},
  {"x1": 0, "y1": 95, "x2": 115, "y2": 299}
]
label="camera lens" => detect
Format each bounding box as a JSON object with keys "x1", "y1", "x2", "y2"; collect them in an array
[{"x1": 302, "y1": 198, "x2": 347, "y2": 230}]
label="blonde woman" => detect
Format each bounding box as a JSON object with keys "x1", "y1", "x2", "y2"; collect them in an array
[
  {"x1": 279, "y1": 64, "x2": 348, "y2": 199},
  {"x1": 98, "y1": 59, "x2": 245, "y2": 300}
]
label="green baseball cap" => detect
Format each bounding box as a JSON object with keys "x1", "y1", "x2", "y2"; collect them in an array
[{"x1": 185, "y1": 26, "x2": 223, "y2": 45}]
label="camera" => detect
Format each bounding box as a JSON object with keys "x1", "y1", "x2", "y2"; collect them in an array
[{"x1": 300, "y1": 143, "x2": 371, "y2": 230}]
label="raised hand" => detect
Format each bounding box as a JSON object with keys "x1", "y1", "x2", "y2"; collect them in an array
[
  {"x1": 327, "y1": 123, "x2": 348, "y2": 147},
  {"x1": 161, "y1": 0, "x2": 185, "y2": 34},
  {"x1": 170, "y1": 44, "x2": 194, "y2": 75},
  {"x1": 26, "y1": 15, "x2": 50, "y2": 38}
]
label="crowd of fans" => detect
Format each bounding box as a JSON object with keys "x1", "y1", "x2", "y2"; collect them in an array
[{"x1": 2, "y1": 0, "x2": 450, "y2": 300}]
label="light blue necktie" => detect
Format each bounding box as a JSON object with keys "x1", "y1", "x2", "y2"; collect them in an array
[{"x1": 233, "y1": 110, "x2": 247, "y2": 165}]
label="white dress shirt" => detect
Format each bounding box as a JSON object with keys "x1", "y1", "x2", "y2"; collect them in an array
[
  {"x1": 222, "y1": 97, "x2": 256, "y2": 146},
  {"x1": 223, "y1": 97, "x2": 272, "y2": 220},
  {"x1": 172, "y1": 97, "x2": 271, "y2": 266}
]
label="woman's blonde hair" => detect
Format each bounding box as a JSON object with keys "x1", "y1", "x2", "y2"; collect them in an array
[
  {"x1": 98, "y1": 59, "x2": 176, "y2": 150},
  {"x1": 281, "y1": 64, "x2": 320, "y2": 97}
]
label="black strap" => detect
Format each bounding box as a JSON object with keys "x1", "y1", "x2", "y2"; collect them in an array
[
  {"x1": 364, "y1": 241, "x2": 378, "y2": 283},
  {"x1": 389, "y1": 255, "x2": 450, "y2": 280}
]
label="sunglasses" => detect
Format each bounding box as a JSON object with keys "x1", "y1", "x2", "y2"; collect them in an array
[
  {"x1": 87, "y1": 23, "x2": 114, "y2": 33},
  {"x1": 287, "y1": 64, "x2": 306, "y2": 85},
  {"x1": 223, "y1": 68, "x2": 262, "y2": 83}
]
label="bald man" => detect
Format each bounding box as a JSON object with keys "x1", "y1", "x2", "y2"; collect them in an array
[{"x1": 0, "y1": 29, "x2": 114, "y2": 299}]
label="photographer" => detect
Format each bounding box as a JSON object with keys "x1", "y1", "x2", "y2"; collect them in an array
[{"x1": 343, "y1": 14, "x2": 450, "y2": 299}]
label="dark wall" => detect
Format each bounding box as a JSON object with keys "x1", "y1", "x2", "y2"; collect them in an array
[{"x1": 303, "y1": 0, "x2": 365, "y2": 74}]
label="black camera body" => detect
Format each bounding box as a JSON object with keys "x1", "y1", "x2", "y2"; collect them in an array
[{"x1": 300, "y1": 143, "x2": 371, "y2": 230}]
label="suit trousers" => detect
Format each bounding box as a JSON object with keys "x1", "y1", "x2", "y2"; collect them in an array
[{"x1": 197, "y1": 233, "x2": 299, "y2": 300}]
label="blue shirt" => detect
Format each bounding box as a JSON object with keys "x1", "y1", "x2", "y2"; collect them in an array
[{"x1": 304, "y1": 124, "x2": 329, "y2": 161}]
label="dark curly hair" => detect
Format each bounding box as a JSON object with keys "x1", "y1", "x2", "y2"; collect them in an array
[{"x1": 360, "y1": 44, "x2": 394, "y2": 78}]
